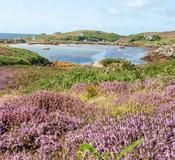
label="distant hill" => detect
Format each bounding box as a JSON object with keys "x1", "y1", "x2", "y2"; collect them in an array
[
  {"x1": 117, "y1": 30, "x2": 175, "y2": 46},
  {"x1": 5, "y1": 29, "x2": 174, "y2": 46},
  {"x1": 64, "y1": 30, "x2": 121, "y2": 42},
  {"x1": 34, "y1": 30, "x2": 121, "y2": 43},
  {"x1": 129, "y1": 30, "x2": 175, "y2": 38}
]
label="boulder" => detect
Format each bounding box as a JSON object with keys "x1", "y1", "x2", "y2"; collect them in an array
[{"x1": 151, "y1": 44, "x2": 175, "y2": 58}]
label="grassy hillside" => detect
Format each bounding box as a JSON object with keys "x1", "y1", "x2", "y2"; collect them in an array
[
  {"x1": 33, "y1": 30, "x2": 121, "y2": 43},
  {"x1": 1, "y1": 58, "x2": 174, "y2": 94},
  {"x1": 0, "y1": 46, "x2": 49, "y2": 65},
  {"x1": 117, "y1": 30, "x2": 175, "y2": 46}
]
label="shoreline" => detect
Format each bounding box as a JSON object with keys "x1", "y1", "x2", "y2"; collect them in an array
[
  {"x1": 2, "y1": 40, "x2": 154, "y2": 49},
  {"x1": 5, "y1": 42, "x2": 171, "y2": 65},
  {"x1": 9, "y1": 43, "x2": 149, "y2": 65}
]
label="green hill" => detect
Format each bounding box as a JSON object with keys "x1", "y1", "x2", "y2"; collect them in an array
[
  {"x1": 117, "y1": 30, "x2": 175, "y2": 46},
  {"x1": 0, "y1": 46, "x2": 49, "y2": 65},
  {"x1": 34, "y1": 30, "x2": 121, "y2": 43}
]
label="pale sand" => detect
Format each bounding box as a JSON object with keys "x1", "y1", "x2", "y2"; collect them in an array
[{"x1": 92, "y1": 61, "x2": 103, "y2": 68}]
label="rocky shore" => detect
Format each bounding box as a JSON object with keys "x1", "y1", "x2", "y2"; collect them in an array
[{"x1": 142, "y1": 44, "x2": 175, "y2": 62}]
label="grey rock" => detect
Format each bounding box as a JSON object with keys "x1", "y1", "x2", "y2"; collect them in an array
[{"x1": 149, "y1": 44, "x2": 175, "y2": 58}]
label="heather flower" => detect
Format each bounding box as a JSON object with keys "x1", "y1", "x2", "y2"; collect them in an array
[
  {"x1": 164, "y1": 84, "x2": 175, "y2": 97},
  {"x1": 0, "y1": 152, "x2": 36, "y2": 160},
  {"x1": 115, "y1": 92, "x2": 163, "y2": 110},
  {"x1": 64, "y1": 104, "x2": 175, "y2": 159},
  {"x1": 134, "y1": 79, "x2": 162, "y2": 91},
  {"x1": 99, "y1": 81, "x2": 131, "y2": 95},
  {"x1": 114, "y1": 94, "x2": 130, "y2": 105},
  {"x1": 71, "y1": 83, "x2": 89, "y2": 93},
  {"x1": 1, "y1": 78, "x2": 175, "y2": 160},
  {"x1": 131, "y1": 92, "x2": 163, "y2": 107},
  {"x1": 0, "y1": 91, "x2": 91, "y2": 159}
]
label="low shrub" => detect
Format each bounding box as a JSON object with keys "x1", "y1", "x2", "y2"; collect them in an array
[
  {"x1": 128, "y1": 35, "x2": 144, "y2": 42},
  {"x1": 64, "y1": 102, "x2": 175, "y2": 159},
  {"x1": 99, "y1": 58, "x2": 134, "y2": 69},
  {"x1": 83, "y1": 85, "x2": 99, "y2": 100},
  {"x1": 150, "y1": 35, "x2": 161, "y2": 41},
  {"x1": 0, "y1": 91, "x2": 94, "y2": 159}
]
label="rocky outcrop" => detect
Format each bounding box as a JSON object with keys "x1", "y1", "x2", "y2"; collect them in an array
[
  {"x1": 151, "y1": 44, "x2": 175, "y2": 58},
  {"x1": 142, "y1": 44, "x2": 175, "y2": 62}
]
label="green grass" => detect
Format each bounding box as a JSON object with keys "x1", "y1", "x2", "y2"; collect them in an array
[
  {"x1": 0, "y1": 46, "x2": 49, "y2": 65},
  {"x1": 13, "y1": 59, "x2": 175, "y2": 94},
  {"x1": 19, "y1": 66, "x2": 141, "y2": 94}
]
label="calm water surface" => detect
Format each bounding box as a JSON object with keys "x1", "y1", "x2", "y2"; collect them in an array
[{"x1": 11, "y1": 44, "x2": 148, "y2": 64}]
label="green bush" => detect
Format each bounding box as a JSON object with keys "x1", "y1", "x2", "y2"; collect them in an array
[
  {"x1": 83, "y1": 85, "x2": 99, "y2": 100},
  {"x1": 150, "y1": 35, "x2": 161, "y2": 41},
  {"x1": 128, "y1": 35, "x2": 144, "y2": 42},
  {"x1": 100, "y1": 58, "x2": 135, "y2": 69}
]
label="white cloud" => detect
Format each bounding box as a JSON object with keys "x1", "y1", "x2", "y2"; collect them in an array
[
  {"x1": 106, "y1": 8, "x2": 119, "y2": 16},
  {"x1": 126, "y1": 0, "x2": 150, "y2": 8}
]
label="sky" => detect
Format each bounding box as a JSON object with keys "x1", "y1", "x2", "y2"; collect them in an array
[{"x1": 0, "y1": 0, "x2": 175, "y2": 35}]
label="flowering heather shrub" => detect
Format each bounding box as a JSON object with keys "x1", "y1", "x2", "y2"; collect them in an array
[
  {"x1": 133, "y1": 79, "x2": 162, "y2": 91},
  {"x1": 115, "y1": 94, "x2": 130, "y2": 105},
  {"x1": 71, "y1": 83, "x2": 89, "y2": 93},
  {"x1": 0, "y1": 91, "x2": 92, "y2": 159},
  {"x1": 71, "y1": 80, "x2": 163, "y2": 97},
  {"x1": 165, "y1": 84, "x2": 175, "y2": 97},
  {"x1": 99, "y1": 81, "x2": 132, "y2": 95},
  {"x1": 2, "y1": 78, "x2": 175, "y2": 159},
  {"x1": 72, "y1": 82, "x2": 132, "y2": 95},
  {"x1": 0, "y1": 91, "x2": 86, "y2": 122},
  {"x1": 158, "y1": 100, "x2": 175, "y2": 113},
  {"x1": 130, "y1": 92, "x2": 163, "y2": 107},
  {"x1": 64, "y1": 103, "x2": 175, "y2": 159},
  {"x1": 0, "y1": 152, "x2": 36, "y2": 160},
  {"x1": 114, "y1": 82, "x2": 175, "y2": 112},
  {"x1": 115, "y1": 92, "x2": 163, "y2": 110}
]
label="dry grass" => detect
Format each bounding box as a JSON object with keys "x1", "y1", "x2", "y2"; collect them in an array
[{"x1": 50, "y1": 61, "x2": 77, "y2": 69}]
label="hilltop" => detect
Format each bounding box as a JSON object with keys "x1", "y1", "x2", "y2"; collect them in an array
[
  {"x1": 117, "y1": 30, "x2": 175, "y2": 47},
  {"x1": 28, "y1": 30, "x2": 121, "y2": 44}
]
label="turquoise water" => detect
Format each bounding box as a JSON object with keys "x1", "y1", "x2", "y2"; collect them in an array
[{"x1": 11, "y1": 44, "x2": 148, "y2": 64}]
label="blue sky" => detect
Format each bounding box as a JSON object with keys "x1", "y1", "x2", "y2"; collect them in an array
[{"x1": 0, "y1": 0, "x2": 175, "y2": 35}]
